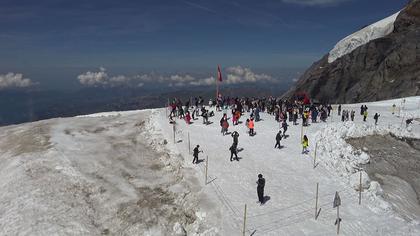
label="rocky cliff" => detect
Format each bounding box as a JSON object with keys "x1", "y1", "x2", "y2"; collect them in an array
[{"x1": 284, "y1": 0, "x2": 420, "y2": 103}]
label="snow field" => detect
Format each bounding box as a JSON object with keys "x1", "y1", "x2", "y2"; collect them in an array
[
  {"x1": 0, "y1": 111, "x2": 213, "y2": 236},
  {"x1": 153, "y1": 96, "x2": 420, "y2": 235}
]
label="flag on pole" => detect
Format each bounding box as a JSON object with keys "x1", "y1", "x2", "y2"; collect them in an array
[{"x1": 217, "y1": 65, "x2": 223, "y2": 82}]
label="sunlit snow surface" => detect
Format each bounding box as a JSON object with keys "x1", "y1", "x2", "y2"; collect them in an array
[
  {"x1": 328, "y1": 11, "x2": 400, "y2": 63},
  {"x1": 0, "y1": 96, "x2": 419, "y2": 235}
]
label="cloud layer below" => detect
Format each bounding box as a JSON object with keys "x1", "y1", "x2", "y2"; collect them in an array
[
  {"x1": 77, "y1": 66, "x2": 277, "y2": 88},
  {"x1": 0, "y1": 73, "x2": 34, "y2": 89}
]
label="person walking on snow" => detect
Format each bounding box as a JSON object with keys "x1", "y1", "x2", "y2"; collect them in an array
[
  {"x1": 229, "y1": 144, "x2": 239, "y2": 161},
  {"x1": 302, "y1": 135, "x2": 309, "y2": 154},
  {"x1": 374, "y1": 113, "x2": 380, "y2": 125},
  {"x1": 192, "y1": 145, "x2": 203, "y2": 164},
  {"x1": 275, "y1": 130, "x2": 282, "y2": 149},
  {"x1": 257, "y1": 174, "x2": 266, "y2": 204},
  {"x1": 282, "y1": 120, "x2": 288, "y2": 137},
  {"x1": 220, "y1": 114, "x2": 228, "y2": 134}
]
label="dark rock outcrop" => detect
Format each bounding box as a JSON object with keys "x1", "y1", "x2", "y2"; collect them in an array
[{"x1": 284, "y1": 0, "x2": 420, "y2": 103}]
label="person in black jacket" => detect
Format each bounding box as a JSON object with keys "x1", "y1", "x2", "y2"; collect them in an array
[
  {"x1": 257, "y1": 174, "x2": 266, "y2": 204},
  {"x1": 274, "y1": 130, "x2": 282, "y2": 149},
  {"x1": 374, "y1": 113, "x2": 380, "y2": 125},
  {"x1": 282, "y1": 120, "x2": 288, "y2": 137},
  {"x1": 192, "y1": 145, "x2": 202, "y2": 164},
  {"x1": 231, "y1": 131, "x2": 239, "y2": 147},
  {"x1": 229, "y1": 144, "x2": 238, "y2": 161}
]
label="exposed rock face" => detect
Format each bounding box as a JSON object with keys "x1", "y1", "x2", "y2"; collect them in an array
[{"x1": 284, "y1": 0, "x2": 420, "y2": 103}]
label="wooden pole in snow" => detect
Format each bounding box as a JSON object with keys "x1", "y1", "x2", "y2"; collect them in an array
[
  {"x1": 242, "y1": 204, "x2": 247, "y2": 236},
  {"x1": 313, "y1": 142, "x2": 318, "y2": 169},
  {"x1": 300, "y1": 122, "x2": 304, "y2": 143},
  {"x1": 205, "y1": 155, "x2": 208, "y2": 185},
  {"x1": 188, "y1": 132, "x2": 191, "y2": 154},
  {"x1": 173, "y1": 123, "x2": 176, "y2": 143},
  {"x1": 359, "y1": 171, "x2": 362, "y2": 205},
  {"x1": 166, "y1": 98, "x2": 169, "y2": 117},
  {"x1": 337, "y1": 205, "x2": 340, "y2": 235},
  {"x1": 315, "y1": 183, "x2": 319, "y2": 220}
]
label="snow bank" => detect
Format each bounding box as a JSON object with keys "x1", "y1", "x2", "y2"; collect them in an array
[{"x1": 328, "y1": 11, "x2": 400, "y2": 63}]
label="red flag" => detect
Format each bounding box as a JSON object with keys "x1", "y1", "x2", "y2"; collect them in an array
[{"x1": 217, "y1": 65, "x2": 223, "y2": 82}]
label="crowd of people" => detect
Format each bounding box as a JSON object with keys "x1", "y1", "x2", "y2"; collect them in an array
[{"x1": 167, "y1": 95, "x2": 406, "y2": 204}]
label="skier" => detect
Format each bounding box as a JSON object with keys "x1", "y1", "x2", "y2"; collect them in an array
[
  {"x1": 350, "y1": 110, "x2": 355, "y2": 121},
  {"x1": 192, "y1": 145, "x2": 203, "y2": 164},
  {"x1": 302, "y1": 135, "x2": 309, "y2": 154},
  {"x1": 275, "y1": 130, "x2": 282, "y2": 149},
  {"x1": 229, "y1": 144, "x2": 239, "y2": 161},
  {"x1": 256, "y1": 174, "x2": 266, "y2": 205},
  {"x1": 374, "y1": 113, "x2": 380, "y2": 125}
]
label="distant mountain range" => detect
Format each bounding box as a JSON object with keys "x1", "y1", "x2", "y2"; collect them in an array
[{"x1": 284, "y1": 0, "x2": 420, "y2": 103}]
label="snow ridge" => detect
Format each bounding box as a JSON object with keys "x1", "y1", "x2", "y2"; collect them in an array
[{"x1": 328, "y1": 11, "x2": 401, "y2": 63}]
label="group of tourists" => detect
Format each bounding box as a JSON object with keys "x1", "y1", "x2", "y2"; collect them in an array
[{"x1": 169, "y1": 95, "x2": 397, "y2": 205}]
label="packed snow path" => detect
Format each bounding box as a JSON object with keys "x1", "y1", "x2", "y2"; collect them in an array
[{"x1": 155, "y1": 97, "x2": 420, "y2": 235}]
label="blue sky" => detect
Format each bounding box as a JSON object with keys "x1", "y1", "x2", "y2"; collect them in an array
[{"x1": 0, "y1": 0, "x2": 407, "y2": 89}]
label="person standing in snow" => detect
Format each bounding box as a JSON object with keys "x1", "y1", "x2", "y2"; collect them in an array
[
  {"x1": 185, "y1": 111, "x2": 191, "y2": 124},
  {"x1": 275, "y1": 130, "x2": 282, "y2": 149},
  {"x1": 374, "y1": 113, "x2": 380, "y2": 125},
  {"x1": 231, "y1": 131, "x2": 239, "y2": 148},
  {"x1": 338, "y1": 104, "x2": 342, "y2": 116},
  {"x1": 293, "y1": 110, "x2": 298, "y2": 125},
  {"x1": 257, "y1": 174, "x2": 266, "y2": 204},
  {"x1": 363, "y1": 110, "x2": 368, "y2": 122},
  {"x1": 282, "y1": 120, "x2": 288, "y2": 137},
  {"x1": 229, "y1": 144, "x2": 239, "y2": 161},
  {"x1": 350, "y1": 110, "x2": 355, "y2": 121},
  {"x1": 192, "y1": 145, "x2": 203, "y2": 164},
  {"x1": 248, "y1": 118, "x2": 255, "y2": 136},
  {"x1": 327, "y1": 104, "x2": 332, "y2": 117},
  {"x1": 302, "y1": 135, "x2": 309, "y2": 154}
]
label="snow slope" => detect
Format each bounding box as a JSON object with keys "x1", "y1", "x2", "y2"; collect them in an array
[
  {"x1": 0, "y1": 111, "x2": 218, "y2": 235},
  {"x1": 328, "y1": 11, "x2": 400, "y2": 63},
  {"x1": 154, "y1": 96, "x2": 420, "y2": 235}
]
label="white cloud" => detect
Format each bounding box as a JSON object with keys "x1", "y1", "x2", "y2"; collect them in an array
[
  {"x1": 77, "y1": 66, "x2": 276, "y2": 87},
  {"x1": 281, "y1": 0, "x2": 349, "y2": 6},
  {"x1": 0, "y1": 73, "x2": 34, "y2": 89},
  {"x1": 77, "y1": 67, "x2": 109, "y2": 86},
  {"x1": 225, "y1": 66, "x2": 275, "y2": 84}
]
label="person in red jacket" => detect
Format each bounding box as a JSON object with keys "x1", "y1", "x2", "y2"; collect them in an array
[
  {"x1": 185, "y1": 111, "x2": 191, "y2": 124},
  {"x1": 248, "y1": 118, "x2": 255, "y2": 136}
]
